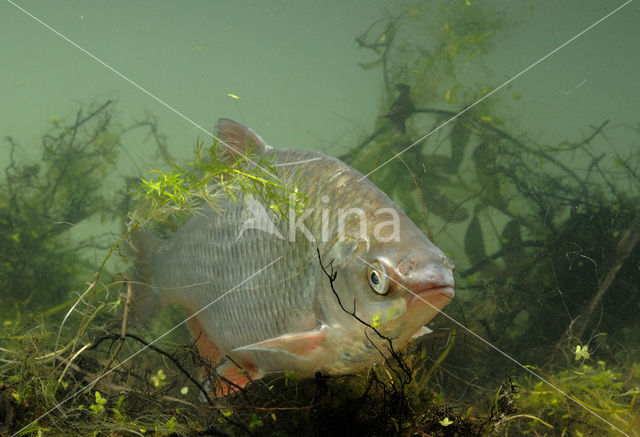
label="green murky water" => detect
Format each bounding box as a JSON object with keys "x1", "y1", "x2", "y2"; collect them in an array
[{"x1": 1, "y1": 1, "x2": 638, "y2": 435}]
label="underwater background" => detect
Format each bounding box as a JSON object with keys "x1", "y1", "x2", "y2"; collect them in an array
[{"x1": 1, "y1": 1, "x2": 639, "y2": 435}]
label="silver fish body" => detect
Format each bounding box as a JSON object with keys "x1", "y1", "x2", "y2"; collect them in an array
[{"x1": 134, "y1": 119, "x2": 454, "y2": 391}]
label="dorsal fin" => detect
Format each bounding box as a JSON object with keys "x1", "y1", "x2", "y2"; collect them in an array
[{"x1": 215, "y1": 118, "x2": 273, "y2": 164}]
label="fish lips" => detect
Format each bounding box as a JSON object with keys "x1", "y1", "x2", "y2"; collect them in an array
[{"x1": 406, "y1": 283, "x2": 454, "y2": 310}]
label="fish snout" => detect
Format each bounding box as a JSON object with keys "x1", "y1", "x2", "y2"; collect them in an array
[{"x1": 396, "y1": 255, "x2": 455, "y2": 307}]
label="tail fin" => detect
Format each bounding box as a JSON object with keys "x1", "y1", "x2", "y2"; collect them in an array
[{"x1": 128, "y1": 224, "x2": 162, "y2": 325}]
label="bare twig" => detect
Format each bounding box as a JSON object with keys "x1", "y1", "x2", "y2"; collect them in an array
[
  {"x1": 575, "y1": 212, "x2": 640, "y2": 340},
  {"x1": 56, "y1": 342, "x2": 93, "y2": 386},
  {"x1": 207, "y1": 404, "x2": 313, "y2": 412},
  {"x1": 96, "y1": 274, "x2": 133, "y2": 379},
  {"x1": 316, "y1": 249, "x2": 413, "y2": 384},
  {"x1": 89, "y1": 333, "x2": 214, "y2": 407},
  {"x1": 494, "y1": 413, "x2": 554, "y2": 429},
  {"x1": 460, "y1": 240, "x2": 545, "y2": 278}
]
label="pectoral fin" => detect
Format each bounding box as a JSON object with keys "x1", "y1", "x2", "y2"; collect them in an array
[
  {"x1": 233, "y1": 324, "x2": 329, "y2": 359},
  {"x1": 411, "y1": 326, "x2": 433, "y2": 340}
]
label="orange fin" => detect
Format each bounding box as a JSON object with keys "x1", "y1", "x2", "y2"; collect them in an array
[
  {"x1": 232, "y1": 324, "x2": 328, "y2": 358},
  {"x1": 215, "y1": 118, "x2": 273, "y2": 164},
  {"x1": 216, "y1": 359, "x2": 262, "y2": 396},
  {"x1": 187, "y1": 318, "x2": 222, "y2": 364}
]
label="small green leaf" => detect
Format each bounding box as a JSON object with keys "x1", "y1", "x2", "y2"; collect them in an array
[
  {"x1": 284, "y1": 370, "x2": 300, "y2": 386},
  {"x1": 249, "y1": 413, "x2": 263, "y2": 429},
  {"x1": 574, "y1": 344, "x2": 590, "y2": 361},
  {"x1": 439, "y1": 417, "x2": 454, "y2": 426},
  {"x1": 150, "y1": 369, "x2": 167, "y2": 387},
  {"x1": 89, "y1": 391, "x2": 106, "y2": 414},
  {"x1": 165, "y1": 416, "x2": 176, "y2": 432},
  {"x1": 94, "y1": 391, "x2": 106, "y2": 405}
]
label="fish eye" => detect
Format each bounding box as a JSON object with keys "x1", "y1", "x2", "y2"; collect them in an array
[{"x1": 367, "y1": 262, "x2": 389, "y2": 295}]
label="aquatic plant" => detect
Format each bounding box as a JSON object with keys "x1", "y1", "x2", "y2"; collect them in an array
[
  {"x1": 132, "y1": 135, "x2": 306, "y2": 234},
  {"x1": 0, "y1": 101, "x2": 121, "y2": 318},
  {"x1": 339, "y1": 1, "x2": 640, "y2": 434},
  {"x1": 507, "y1": 359, "x2": 640, "y2": 435},
  {"x1": 0, "y1": 101, "x2": 304, "y2": 436}
]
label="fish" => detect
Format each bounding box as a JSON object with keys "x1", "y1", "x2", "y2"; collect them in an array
[{"x1": 131, "y1": 118, "x2": 454, "y2": 394}]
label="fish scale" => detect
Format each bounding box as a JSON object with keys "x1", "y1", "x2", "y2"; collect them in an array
[{"x1": 150, "y1": 203, "x2": 317, "y2": 350}]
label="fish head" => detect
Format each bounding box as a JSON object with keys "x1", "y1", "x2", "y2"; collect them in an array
[{"x1": 326, "y1": 207, "x2": 454, "y2": 349}]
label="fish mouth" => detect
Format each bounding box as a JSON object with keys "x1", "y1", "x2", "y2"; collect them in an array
[{"x1": 407, "y1": 284, "x2": 454, "y2": 309}]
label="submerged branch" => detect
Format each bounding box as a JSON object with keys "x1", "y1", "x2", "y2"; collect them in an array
[
  {"x1": 89, "y1": 332, "x2": 214, "y2": 407},
  {"x1": 461, "y1": 240, "x2": 545, "y2": 278},
  {"x1": 96, "y1": 274, "x2": 133, "y2": 380},
  {"x1": 575, "y1": 212, "x2": 640, "y2": 340},
  {"x1": 316, "y1": 248, "x2": 413, "y2": 384}
]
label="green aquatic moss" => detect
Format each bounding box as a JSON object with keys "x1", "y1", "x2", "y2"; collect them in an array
[
  {"x1": 133, "y1": 136, "x2": 307, "y2": 233},
  {"x1": 510, "y1": 360, "x2": 639, "y2": 435}
]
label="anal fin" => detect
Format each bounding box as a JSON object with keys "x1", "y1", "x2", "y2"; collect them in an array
[{"x1": 216, "y1": 359, "x2": 263, "y2": 396}]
